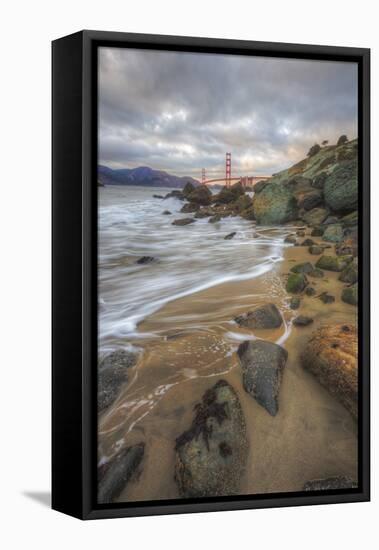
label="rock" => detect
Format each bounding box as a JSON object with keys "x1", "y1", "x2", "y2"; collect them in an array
[
  {"x1": 153, "y1": 194, "x2": 164, "y2": 199},
  {"x1": 339, "y1": 259, "x2": 358, "y2": 284},
  {"x1": 224, "y1": 232, "x2": 236, "y2": 240},
  {"x1": 324, "y1": 159, "x2": 358, "y2": 213},
  {"x1": 305, "y1": 287, "x2": 316, "y2": 296},
  {"x1": 300, "y1": 238, "x2": 315, "y2": 246},
  {"x1": 254, "y1": 180, "x2": 269, "y2": 194},
  {"x1": 136, "y1": 256, "x2": 156, "y2": 265},
  {"x1": 253, "y1": 182, "x2": 298, "y2": 225},
  {"x1": 172, "y1": 218, "x2": 196, "y2": 226},
  {"x1": 289, "y1": 296, "x2": 301, "y2": 310},
  {"x1": 297, "y1": 190, "x2": 323, "y2": 211},
  {"x1": 309, "y1": 268, "x2": 324, "y2": 278},
  {"x1": 309, "y1": 245, "x2": 323, "y2": 255},
  {"x1": 209, "y1": 214, "x2": 222, "y2": 223},
  {"x1": 319, "y1": 292, "x2": 335, "y2": 304},
  {"x1": 315, "y1": 255, "x2": 353, "y2": 272},
  {"x1": 302, "y1": 208, "x2": 329, "y2": 226},
  {"x1": 293, "y1": 315, "x2": 314, "y2": 326},
  {"x1": 164, "y1": 190, "x2": 184, "y2": 200},
  {"x1": 284, "y1": 235, "x2": 297, "y2": 244},
  {"x1": 216, "y1": 182, "x2": 245, "y2": 204},
  {"x1": 162, "y1": 210, "x2": 172, "y2": 215},
  {"x1": 180, "y1": 202, "x2": 200, "y2": 213},
  {"x1": 286, "y1": 273, "x2": 308, "y2": 293},
  {"x1": 235, "y1": 303, "x2": 282, "y2": 330},
  {"x1": 98, "y1": 350, "x2": 137, "y2": 412},
  {"x1": 240, "y1": 206, "x2": 256, "y2": 220},
  {"x1": 237, "y1": 340, "x2": 288, "y2": 416},
  {"x1": 195, "y1": 208, "x2": 212, "y2": 219},
  {"x1": 336, "y1": 237, "x2": 358, "y2": 257},
  {"x1": 187, "y1": 185, "x2": 212, "y2": 205},
  {"x1": 341, "y1": 211, "x2": 358, "y2": 228},
  {"x1": 175, "y1": 380, "x2": 248, "y2": 498},
  {"x1": 182, "y1": 181, "x2": 196, "y2": 198},
  {"x1": 323, "y1": 215, "x2": 340, "y2": 225},
  {"x1": 296, "y1": 229, "x2": 306, "y2": 237},
  {"x1": 323, "y1": 224, "x2": 344, "y2": 243},
  {"x1": 301, "y1": 324, "x2": 358, "y2": 418},
  {"x1": 98, "y1": 443, "x2": 145, "y2": 503},
  {"x1": 290, "y1": 262, "x2": 314, "y2": 274},
  {"x1": 234, "y1": 194, "x2": 253, "y2": 213},
  {"x1": 311, "y1": 172, "x2": 328, "y2": 189},
  {"x1": 303, "y1": 476, "x2": 357, "y2": 491},
  {"x1": 342, "y1": 284, "x2": 358, "y2": 306},
  {"x1": 311, "y1": 226, "x2": 324, "y2": 237}
]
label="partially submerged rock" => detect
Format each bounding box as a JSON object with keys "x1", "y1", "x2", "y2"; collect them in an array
[
  {"x1": 98, "y1": 443, "x2": 145, "y2": 503},
  {"x1": 286, "y1": 272, "x2": 308, "y2": 293},
  {"x1": 175, "y1": 380, "x2": 248, "y2": 498},
  {"x1": 162, "y1": 210, "x2": 172, "y2": 215},
  {"x1": 342, "y1": 284, "x2": 358, "y2": 306},
  {"x1": 224, "y1": 232, "x2": 236, "y2": 240},
  {"x1": 136, "y1": 256, "x2": 156, "y2": 265},
  {"x1": 316, "y1": 255, "x2": 353, "y2": 272},
  {"x1": 172, "y1": 217, "x2": 196, "y2": 226},
  {"x1": 187, "y1": 185, "x2": 212, "y2": 205},
  {"x1": 98, "y1": 350, "x2": 137, "y2": 412},
  {"x1": 301, "y1": 324, "x2": 358, "y2": 418},
  {"x1": 303, "y1": 476, "x2": 357, "y2": 491},
  {"x1": 180, "y1": 202, "x2": 199, "y2": 213},
  {"x1": 209, "y1": 214, "x2": 222, "y2": 223},
  {"x1": 235, "y1": 303, "x2": 282, "y2": 330},
  {"x1": 237, "y1": 340, "x2": 288, "y2": 416}
]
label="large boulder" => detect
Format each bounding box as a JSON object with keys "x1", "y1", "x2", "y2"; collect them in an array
[
  {"x1": 315, "y1": 255, "x2": 353, "y2": 272},
  {"x1": 172, "y1": 218, "x2": 196, "y2": 226},
  {"x1": 301, "y1": 324, "x2": 358, "y2": 418},
  {"x1": 237, "y1": 340, "x2": 288, "y2": 416},
  {"x1": 182, "y1": 181, "x2": 196, "y2": 198},
  {"x1": 286, "y1": 272, "x2": 308, "y2": 293},
  {"x1": 234, "y1": 303, "x2": 282, "y2": 329},
  {"x1": 216, "y1": 182, "x2": 245, "y2": 204},
  {"x1": 302, "y1": 207, "x2": 329, "y2": 226},
  {"x1": 324, "y1": 160, "x2": 358, "y2": 213},
  {"x1": 253, "y1": 182, "x2": 298, "y2": 224},
  {"x1": 254, "y1": 179, "x2": 269, "y2": 194},
  {"x1": 175, "y1": 380, "x2": 248, "y2": 498},
  {"x1": 187, "y1": 185, "x2": 212, "y2": 205},
  {"x1": 98, "y1": 350, "x2": 137, "y2": 412},
  {"x1": 98, "y1": 443, "x2": 145, "y2": 503},
  {"x1": 297, "y1": 190, "x2": 323, "y2": 211}
]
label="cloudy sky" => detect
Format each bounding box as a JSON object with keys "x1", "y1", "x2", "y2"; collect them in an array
[{"x1": 98, "y1": 47, "x2": 357, "y2": 180}]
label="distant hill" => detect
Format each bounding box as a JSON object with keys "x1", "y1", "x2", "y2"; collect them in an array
[{"x1": 98, "y1": 165, "x2": 199, "y2": 188}]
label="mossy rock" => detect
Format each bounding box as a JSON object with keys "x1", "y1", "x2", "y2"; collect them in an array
[
  {"x1": 324, "y1": 159, "x2": 358, "y2": 213},
  {"x1": 289, "y1": 296, "x2": 301, "y2": 309},
  {"x1": 315, "y1": 255, "x2": 353, "y2": 272},
  {"x1": 187, "y1": 185, "x2": 212, "y2": 205},
  {"x1": 240, "y1": 206, "x2": 255, "y2": 220},
  {"x1": 339, "y1": 258, "x2": 358, "y2": 284},
  {"x1": 253, "y1": 182, "x2": 298, "y2": 225},
  {"x1": 311, "y1": 226, "x2": 324, "y2": 237},
  {"x1": 234, "y1": 194, "x2": 253, "y2": 213},
  {"x1": 341, "y1": 210, "x2": 358, "y2": 228},
  {"x1": 290, "y1": 262, "x2": 314, "y2": 274},
  {"x1": 302, "y1": 208, "x2": 329, "y2": 226},
  {"x1": 286, "y1": 272, "x2": 308, "y2": 293},
  {"x1": 309, "y1": 268, "x2": 324, "y2": 278},
  {"x1": 309, "y1": 245, "x2": 323, "y2": 255},
  {"x1": 322, "y1": 224, "x2": 344, "y2": 243},
  {"x1": 342, "y1": 284, "x2": 358, "y2": 306}
]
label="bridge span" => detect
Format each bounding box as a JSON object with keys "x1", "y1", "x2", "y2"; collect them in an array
[{"x1": 201, "y1": 153, "x2": 270, "y2": 187}]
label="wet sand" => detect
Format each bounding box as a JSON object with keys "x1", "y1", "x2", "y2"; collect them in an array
[{"x1": 98, "y1": 225, "x2": 358, "y2": 502}]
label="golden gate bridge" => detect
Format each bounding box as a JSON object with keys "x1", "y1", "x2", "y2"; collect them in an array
[{"x1": 201, "y1": 152, "x2": 270, "y2": 187}]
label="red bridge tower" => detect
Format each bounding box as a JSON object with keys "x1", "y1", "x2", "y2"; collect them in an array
[{"x1": 226, "y1": 152, "x2": 231, "y2": 187}]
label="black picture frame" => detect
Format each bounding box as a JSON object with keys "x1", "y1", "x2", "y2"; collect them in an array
[{"x1": 52, "y1": 30, "x2": 370, "y2": 520}]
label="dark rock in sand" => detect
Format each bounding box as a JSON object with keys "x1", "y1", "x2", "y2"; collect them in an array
[
  {"x1": 316, "y1": 255, "x2": 353, "y2": 272},
  {"x1": 319, "y1": 292, "x2": 335, "y2": 304},
  {"x1": 162, "y1": 210, "x2": 172, "y2": 215},
  {"x1": 305, "y1": 287, "x2": 316, "y2": 296},
  {"x1": 322, "y1": 224, "x2": 344, "y2": 243},
  {"x1": 309, "y1": 245, "x2": 323, "y2": 255},
  {"x1": 297, "y1": 190, "x2": 323, "y2": 211},
  {"x1": 289, "y1": 296, "x2": 301, "y2": 310},
  {"x1": 324, "y1": 159, "x2": 358, "y2": 213},
  {"x1": 309, "y1": 268, "x2": 324, "y2": 278},
  {"x1": 172, "y1": 218, "x2": 196, "y2": 226},
  {"x1": 286, "y1": 272, "x2": 308, "y2": 293},
  {"x1": 302, "y1": 207, "x2": 329, "y2": 226},
  {"x1": 293, "y1": 315, "x2": 314, "y2": 326},
  {"x1": 301, "y1": 324, "x2": 358, "y2": 418},
  {"x1": 303, "y1": 476, "x2": 357, "y2": 491},
  {"x1": 300, "y1": 238, "x2": 315, "y2": 247},
  {"x1": 311, "y1": 226, "x2": 324, "y2": 237},
  {"x1": 290, "y1": 262, "x2": 314, "y2": 274},
  {"x1": 224, "y1": 232, "x2": 236, "y2": 240},
  {"x1": 284, "y1": 235, "x2": 297, "y2": 244},
  {"x1": 339, "y1": 258, "x2": 358, "y2": 284},
  {"x1": 136, "y1": 256, "x2": 156, "y2": 265},
  {"x1": 98, "y1": 350, "x2": 137, "y2": 412},
  {"x1": 237, "y1": 340, "x2": 288, "y2": 416},
  {"x1": 182, "y1": 181, "x2": 196, "y2": 198},
  {"x1": 341, "y1": 283, "x2": 358, "y2": 306},
  {"x1": 180, "y1": 202, "x2": 199, "y2": 213},
  {"x1": 235, "y1": 303, "x2": 282, "y2": 330},
  {"x1": 253, "y1": 182, "x2": 298, "y2": 225},
  {"x1": 175, "y1": 380, "x2": 248, "y2": 498},
  {"x1": 187, "y1": 185, "x2": 212, "y2": 205},
  {"x1": 98, "y1": 443, "x2": 145, "y2": 503}
]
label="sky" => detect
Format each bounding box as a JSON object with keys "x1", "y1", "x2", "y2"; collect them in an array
[{"x1": 98, "y1": 47, "x2": 358, "y2": 180}]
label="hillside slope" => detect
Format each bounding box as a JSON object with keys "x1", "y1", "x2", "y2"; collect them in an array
[{"x1": 98, "y1": 165, "x2": 199, "y2": 188}]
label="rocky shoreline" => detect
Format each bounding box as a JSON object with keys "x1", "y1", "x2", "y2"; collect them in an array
[{"x1": 98, "y1": 137, "x2": 358, "y2": 502}]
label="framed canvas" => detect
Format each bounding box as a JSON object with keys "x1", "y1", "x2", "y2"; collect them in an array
[{"x1": 52, "y1": 30, "x2": 370, "y2": 520}]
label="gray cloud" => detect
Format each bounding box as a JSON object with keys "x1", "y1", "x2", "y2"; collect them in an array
[{"x1": 98, "y1": 47, "x2": 358, "y2": 179}]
